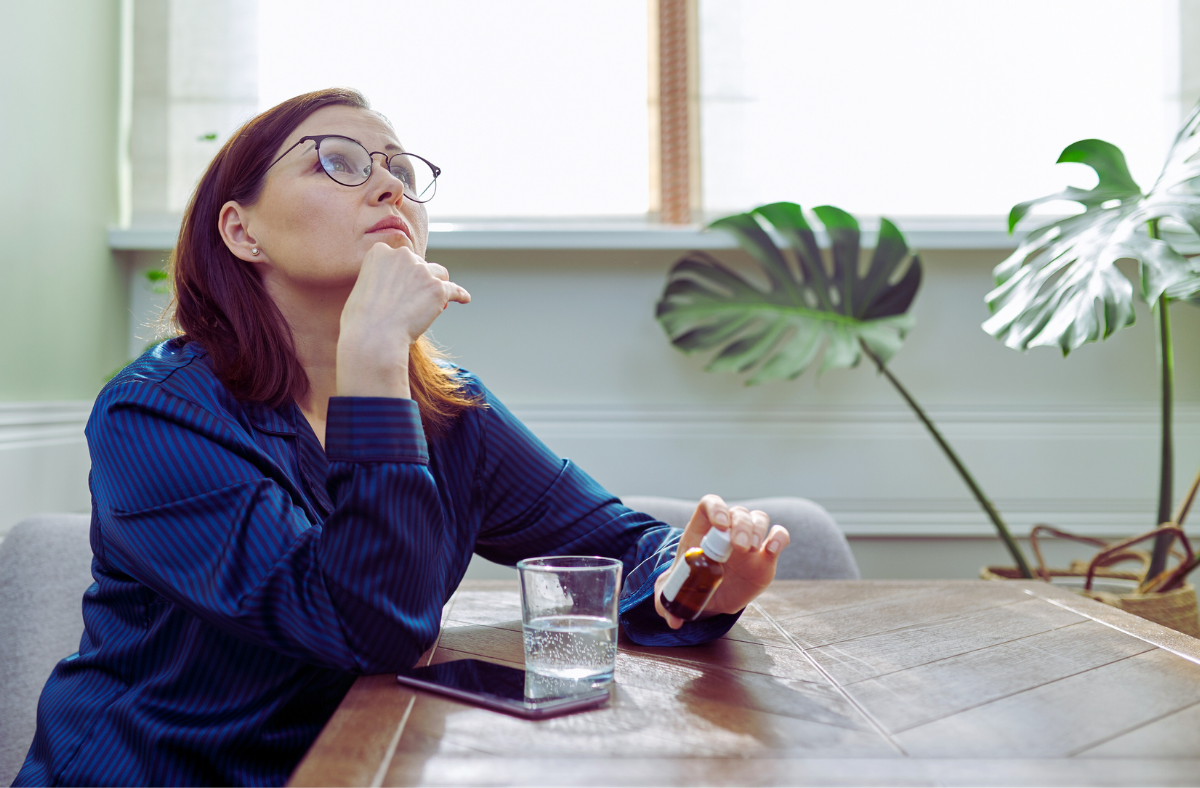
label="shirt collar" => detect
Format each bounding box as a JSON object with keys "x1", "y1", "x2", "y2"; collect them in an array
[
  {"x1": 183, "y1": 341, "x2": 300, "y2": 436},
  {"x1": 244, "y1": 401, "x2": 298, "y2": 436}
]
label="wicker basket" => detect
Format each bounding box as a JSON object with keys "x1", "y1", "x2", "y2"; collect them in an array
[
  {"x1": 1083, "y1": 583, "x2": 1200, "y2": 638},
  {"x1": 982, "y1": 524, "x2": 1200, "y2": 639},
  {"x1": 980, "y1": 562, "x2": 1140, "y2": 586}
]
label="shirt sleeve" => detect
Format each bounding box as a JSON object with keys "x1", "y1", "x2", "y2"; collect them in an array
[
  {"x1": 88, "y1": 382, "x2": 450, "y2": 675},
  {"x1": 468, "y1": 384, "x2": 740, "y2": 646}
]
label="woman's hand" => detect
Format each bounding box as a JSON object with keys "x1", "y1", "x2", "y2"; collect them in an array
[
  {"x1": 653, "y1": 495, "x2": 791, "y2": 630},
  {"x1": 336, "y1": 242, "x2": 470, "y2": 398}
]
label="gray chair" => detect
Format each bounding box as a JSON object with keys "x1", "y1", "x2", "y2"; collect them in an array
[
  {"x1": 0, "y1": 514, "x2": 94, "y2": 786},
  {"x1": 623, "y1": 496, "x2": 860, "y2": 580}
]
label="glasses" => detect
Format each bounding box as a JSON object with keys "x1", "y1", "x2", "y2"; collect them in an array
[{"x1": 266, "y1": 134, "x2": 440, "y2": 203}]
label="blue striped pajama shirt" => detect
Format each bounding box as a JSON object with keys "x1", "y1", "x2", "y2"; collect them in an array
[{"x1": 14, "y1": 339, "x2": 738, "y2": 787}]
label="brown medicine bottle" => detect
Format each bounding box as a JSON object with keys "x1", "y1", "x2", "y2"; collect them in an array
[{"x1": 659, "y1": 527, "x2": 734, "y2": 621}]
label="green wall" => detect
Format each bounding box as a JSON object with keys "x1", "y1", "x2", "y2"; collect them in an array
[{"x1": 0, "y1": 0, "x2": 127, "y2": 400}]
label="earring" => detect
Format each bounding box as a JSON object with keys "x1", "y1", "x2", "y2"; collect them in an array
[{"x1": 251, "y1": 247, "x2": 260, "y2": 256}]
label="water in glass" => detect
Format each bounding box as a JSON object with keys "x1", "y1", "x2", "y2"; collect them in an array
[{"x1": 522, "y1": 614, "x2": 617, "y2": 684}]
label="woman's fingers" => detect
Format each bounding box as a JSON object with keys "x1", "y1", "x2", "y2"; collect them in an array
[
  {"x1": 666, "y1": 496, "x2": 792, "y2": 623},
  {"x1": 693, "y1": 498, "x2": 772, "y2": 553},
  {"x1": 340, "y1": 245, "x2": 469, "y2": 375},
  {"x1": 698, "y1": 494, "x2": 731, "y2": 529},
  {"x1": 364, "y1": 246, "x2": 467, "y2": 328},
  {"x1": 729, "y1": 507, "x2": 753, "y2": 550},
  {"x1": 727, "y1": 507, "x2": 770, "y2": 552},
  {"x1": 749, "y1": 510, "x2": 769, "y2": 550},
  {"x1": 763, "y1": 524, "x2": 790, "y2": 556},
  {"x1": 422, "y1": 260, "x2": 470, "y2": 309}
]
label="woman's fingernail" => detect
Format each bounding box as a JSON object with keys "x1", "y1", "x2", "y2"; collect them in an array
[
  {"x1": 767, "y1": 539, "x2": 782, "y2": 554},
  {"x1": 715, "y1": 512, "x2": 730, "y2": 526},
  {"x1": 752, "y1": 534, "x2": 762, "y2": 549},
  {"x1": 734, "y1": 532, "x2": 751, "y2": 549}
]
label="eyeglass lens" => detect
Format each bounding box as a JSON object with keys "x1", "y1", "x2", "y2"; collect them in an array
[{"x1": 316, "y1": 137, "x2": 437, "y2": 202}]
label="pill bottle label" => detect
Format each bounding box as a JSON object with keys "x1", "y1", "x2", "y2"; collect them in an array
[{"x1": 661, "y1": 561, "x2": 691, "y2": 603}]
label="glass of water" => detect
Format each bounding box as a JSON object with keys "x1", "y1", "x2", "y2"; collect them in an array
[{"x1": 516, "y1": 556, "x2": 622, "y2": 693}]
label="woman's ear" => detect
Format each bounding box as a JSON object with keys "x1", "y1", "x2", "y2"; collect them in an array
[{"x1": 218, "y1": 201, "x2": 264, "y2": 262}]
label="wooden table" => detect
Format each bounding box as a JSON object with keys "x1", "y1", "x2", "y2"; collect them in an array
[{"x1": 290, "y1": 580, "x2": 1200, "y2": 787}]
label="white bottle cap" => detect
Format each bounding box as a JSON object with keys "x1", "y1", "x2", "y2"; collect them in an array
[{"x1": 699, "y1": 527, "x2": 733, "y2": 563}]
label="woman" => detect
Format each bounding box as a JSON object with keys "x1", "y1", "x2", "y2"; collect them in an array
[{"x1": 15, "y1": 88, "x2": 790, "y2": 787}]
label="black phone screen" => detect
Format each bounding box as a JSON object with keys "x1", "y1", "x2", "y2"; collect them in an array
[
  {"x1": 407, "y1": 659, "x2": 527, "y2": 701},
  {"x1": 396, "y1": 659, "x2": 610, "y2": 719}
]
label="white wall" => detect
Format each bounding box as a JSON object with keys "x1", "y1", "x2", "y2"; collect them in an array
[
  {"x1": 429, "y1": 245, "x2": 1200, "y2": 579},
  {"x1": 111, "y1": 241, "x2": 1200, "y2": 581},
  {"x1": 0, "y1": 0, "x2": 125, "y2": 535},
  {"x1": 0, "y1": 405, "x2": 92, "y2": 538},
  {"x1": 0, "y1": 0, "x2": 127, "y2": 400}
]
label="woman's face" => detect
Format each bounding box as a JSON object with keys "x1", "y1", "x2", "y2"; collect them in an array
[{"x1": 229, "y1": 104, "x2": 430, "y2": 291}]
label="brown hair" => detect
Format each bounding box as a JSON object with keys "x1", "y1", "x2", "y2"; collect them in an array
[{"x1": 168, "y1": 87, "x2": 476, "y2": 437}]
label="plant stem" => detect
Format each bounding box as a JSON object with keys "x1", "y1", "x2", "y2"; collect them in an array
[
  {"x1": 1159, "y1": 550, "x2": 1200, "y2": 593},
  {"x1": 1148, "y1": 218, "x2": 1176, "y2": 581},
  {"x1": 860, "y1": 341, "x2": 1034, "y2": 578},
  {"x1": 1158, "y1": 298, "x2": 1174, "y2": 528},
  {"x1": 1148, "y1": 299, "x2": 1176, "y2": 573}
]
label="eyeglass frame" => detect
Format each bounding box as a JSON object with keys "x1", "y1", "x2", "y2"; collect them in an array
[{"x1": 265, "y1": 134, "x2": 442, "y2": 203}]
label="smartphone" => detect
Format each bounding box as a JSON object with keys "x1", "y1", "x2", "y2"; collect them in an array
[{"x1": 396, "y1": 658, "x2": 611, "y2": 719}]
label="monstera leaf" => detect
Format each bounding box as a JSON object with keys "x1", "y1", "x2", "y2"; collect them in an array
[
  {"x1": 984, "y1": 103, "x2": 1200, "y2": 353},
  {"x1": 656, "y1": 203, "x2": 922, "y2": 385}
]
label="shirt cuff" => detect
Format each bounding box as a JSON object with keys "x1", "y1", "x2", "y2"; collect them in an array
[
  {"x1": 618, "y1": 562, "x2": 743, "y2": 646},
  {"x1": 325, "y1": 397, "x2": 428, "y2": 464}
]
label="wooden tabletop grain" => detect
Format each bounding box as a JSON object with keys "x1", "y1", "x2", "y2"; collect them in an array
[{"x1": 289, "y1": 580, "x2": 1200, "y2": 787}]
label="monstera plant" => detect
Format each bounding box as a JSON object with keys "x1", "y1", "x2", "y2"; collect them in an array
[
  {"x1": 985, "y1": 103, "x2": 1200, "y2": 579},
  {"x1": 657, "y1": 202, "x2": 1033, "y2": 577}
]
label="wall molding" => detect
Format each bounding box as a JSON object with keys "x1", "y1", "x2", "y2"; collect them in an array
[
  {"x1": 0, "y1": 399, "x2": 1187, "y2": 539},
  {"x1": 0, "y1": 401, "x2": 93, "y2": 536},
  {"x1": 509, "y1": 402, "x2": 1195, "y2": 539},
  {"x1": 511, "y1": 402, "x2": 1200, "y2": 443},
  {"x1": 509, "y1": 401, "x2": 1200, "y2": 426},
  {"x1": 822, "y1": 498, "x2": 1159, "y2": 538},
  {"x1": 0, "y1": 401, "x2": 92, "y2": 449}
]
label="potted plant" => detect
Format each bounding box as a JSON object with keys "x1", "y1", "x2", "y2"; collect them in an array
[
  {"x1": 978, "y1": 102, "x2": 1200, "y2": 632},
  {"x1": 655, "y1": 202, "x2": 1034, "y2": 577}
]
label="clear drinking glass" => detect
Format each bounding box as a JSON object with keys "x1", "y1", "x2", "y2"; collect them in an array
[{"x1": 516, "y1": 556, "x2": 622, "y2": 693}]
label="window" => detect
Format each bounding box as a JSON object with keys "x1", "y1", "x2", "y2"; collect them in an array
[
  {"x1": 698, "y1": 0, "x2": 1179, "y2": 218},
  {"x1": 146, "y1": 0, "x2": 1184, "y2": 225},
  {"x1": 258, "y1": 0, "x2": 650, "y2": 220}
]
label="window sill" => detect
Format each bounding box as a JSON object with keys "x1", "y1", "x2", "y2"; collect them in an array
[{"x1": 108, "y1": 215, "x2": 1027, "y2": 252}]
